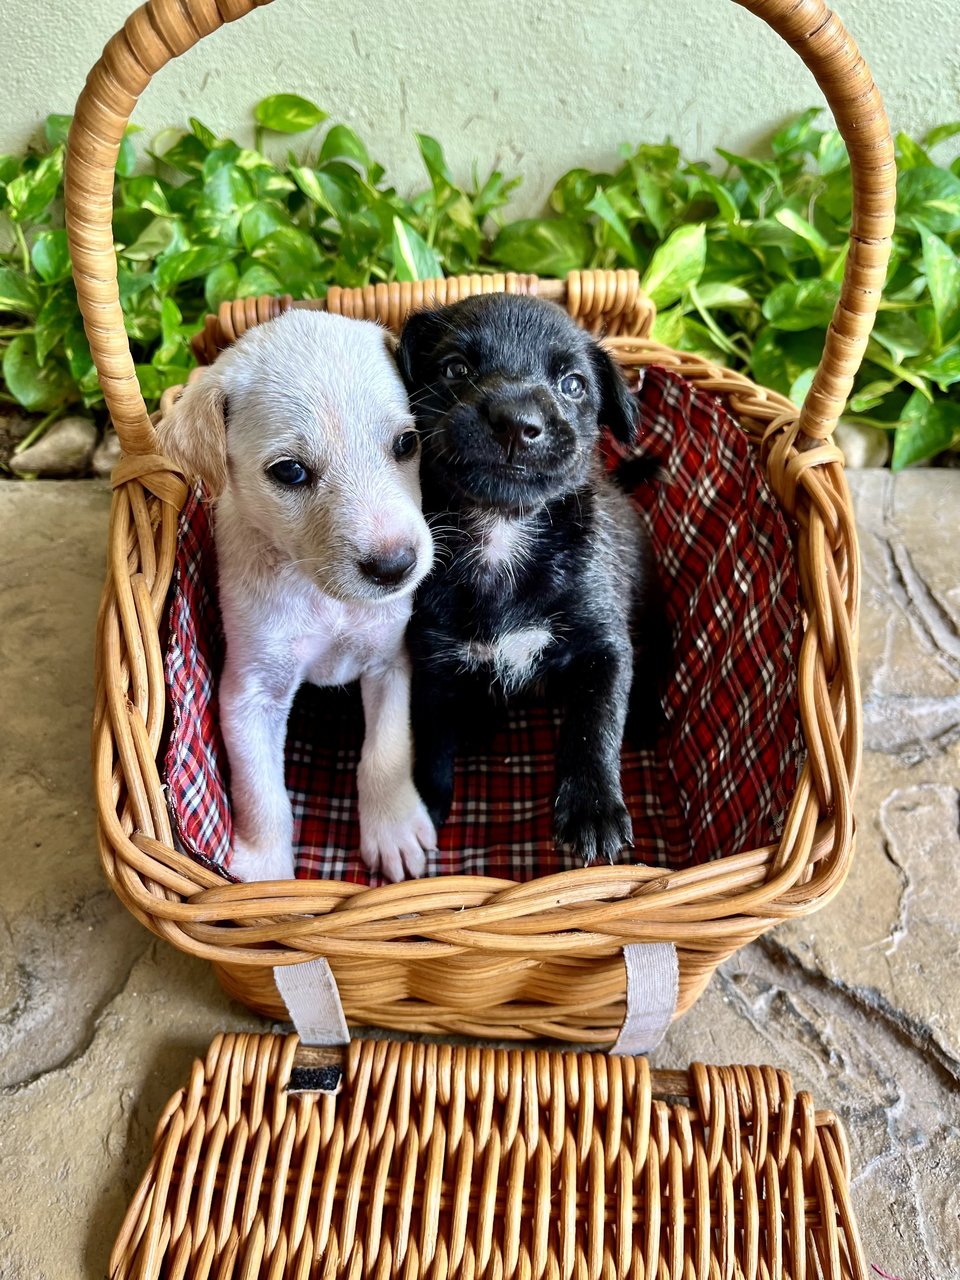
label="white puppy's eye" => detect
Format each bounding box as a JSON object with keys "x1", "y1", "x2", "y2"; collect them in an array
[
  {"x1": 266, "y1": 459, "x2": 311, "y2": 487},
  {"x1": 392, "y1": 430, "x2": 420, "y2": 460},
  {"x1": 559, "y1": 372, "x2": 587, "y2": 399},
  {"x1": 441, "y1": 356, "x2": 471, "y2": 382}
]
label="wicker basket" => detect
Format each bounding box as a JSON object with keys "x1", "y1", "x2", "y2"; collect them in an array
[
  {"x1": 68, "y1": 0, "x2": 894, "y2": 1041},
  {"x1": 110, "y1": 1034, "x2": 869, "y2": 1280}
]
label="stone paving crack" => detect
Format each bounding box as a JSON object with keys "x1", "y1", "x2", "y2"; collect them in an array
[
  {"x1": 3, "y1": 939, "x2": 152, "y2": 1095},
  {"x1": 879, "y1": 534, "x2": 960, "y2": 673},
  {"x1": 890, "y1": 541, "x2": 960, "y2": 661},
  {"x1": 757, "y1": 935, "x2": 960, "y2": 1087},
  {"x1": 862, "y1": 692, "x2": 960, "y2": 761},
  {"x1": 860, "y1": 532, "x2": 960, "y2": 761},
  {"x1": 876, "y1": 832, "x2": 912, "y2": 957}
]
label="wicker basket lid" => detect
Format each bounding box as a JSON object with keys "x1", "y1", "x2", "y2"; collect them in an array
[{"x1": 110, "y1": 1033, "x2": 868, "y2": 1280}]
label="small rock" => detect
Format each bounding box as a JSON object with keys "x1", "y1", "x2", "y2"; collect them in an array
[
  {"x1": 834, "y1": 421, "x2": 891, "y2": 469},
  {"x1": 9, "y1": 415, "x2": 98, "y2": 477},
  {"x1": 92, "y1": 428, "x2": 122, "y2": 478}
]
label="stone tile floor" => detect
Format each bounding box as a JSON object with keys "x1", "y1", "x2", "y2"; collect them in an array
[{"x1": 1, "y1": 472, "x2": 957, "y2": 1279}]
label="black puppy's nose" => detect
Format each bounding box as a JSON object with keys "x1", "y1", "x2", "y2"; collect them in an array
[
  {"x1": 358, "y1": 545, "x2": 417, "y2": 587},
  {"x1": 488, "y1": 404, "x2": 544, "y2": 457}
]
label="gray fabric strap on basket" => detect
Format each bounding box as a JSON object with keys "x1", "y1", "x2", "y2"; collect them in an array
[
  {"x1": 610, "y1": 942, "x2": 679, "y2": 1055},
  {"x1": 272, "y1": 946, "x2": 675, "y2": 1056},
  {"x1": 274, "y1": 959, "x2": 350, "y2": 1047}
]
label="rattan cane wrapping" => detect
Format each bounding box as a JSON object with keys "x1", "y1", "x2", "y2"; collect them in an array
[
  {"x1": 68, "y1": 0, "x2": 895, "y2": 1039},
  {"x1": 110, "y1": 1034, "x2": 868, "y2": 1280}
]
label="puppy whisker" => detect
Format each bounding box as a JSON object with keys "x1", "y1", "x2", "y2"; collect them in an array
[
  {"x1": 286, "y1": 555, "x2": 327, "y2": 569},
  {"x1": 416, "y1": 426, "x2": 449, "y2": 445}
]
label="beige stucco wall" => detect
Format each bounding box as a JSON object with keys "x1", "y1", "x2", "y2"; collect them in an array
[{"x1": 2, "y1": 0, "x2": 958, "y2": 214}]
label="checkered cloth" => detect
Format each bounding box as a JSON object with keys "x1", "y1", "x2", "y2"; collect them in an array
[{"x1": 162, "y1": 365, "x2": 803, "y2": 882}]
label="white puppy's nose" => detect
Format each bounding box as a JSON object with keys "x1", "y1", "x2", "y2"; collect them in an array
[{"x1": 358, "y1": 545, "x2": 418, "y2": 588}]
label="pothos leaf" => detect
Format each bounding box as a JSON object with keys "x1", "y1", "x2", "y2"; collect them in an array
[
  {"x1": 391, "y1": 218, "x2": 442, "y2": 282},
  {"x1": 3, "y1": 334, "x2": 74, "y2": 411},
  {"x1": 254, "y1": 94, "x2": 327, "y2": 134},
  {"x1": 491, "y1": 218, "x2": 593, "y2": 276},
  {"x1": 892, "y1": 392, "x2": 960, "y2": 470},
  {"x1": 641, "y1": 224, "x2": 706, "y2": 308}
]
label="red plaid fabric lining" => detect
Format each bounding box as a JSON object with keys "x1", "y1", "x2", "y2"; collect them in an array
[
  {"x1": 163, "y1": 496, "x2": 232, "y2": 872},
  {"x1": 162, "y1": 365, "x2": 803, "y2": 882}
]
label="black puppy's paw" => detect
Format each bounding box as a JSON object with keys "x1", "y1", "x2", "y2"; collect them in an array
[{"x1": 554, "y1": 777, "x2": 634, "y2": 865}]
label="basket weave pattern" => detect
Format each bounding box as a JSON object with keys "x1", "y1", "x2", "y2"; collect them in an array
[
  {"x1": 68, "y1": 0, "x2": 895, "y2": 1039},
  {"x1": 110, "y1": 1034, "x2": 869, "y2": 1280}
]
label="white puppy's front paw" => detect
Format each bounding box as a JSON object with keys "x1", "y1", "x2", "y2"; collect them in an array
[
  {"x1": 359, "y1": 789, "x2": 437, "y2": 883},
  {"x1": 228, "y1": 836, "x2": 297, "y2": 883}
]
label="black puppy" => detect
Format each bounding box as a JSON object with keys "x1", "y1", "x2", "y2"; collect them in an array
[{"x1": 398, "y1": 293, "x2": 659, "y2": 864}]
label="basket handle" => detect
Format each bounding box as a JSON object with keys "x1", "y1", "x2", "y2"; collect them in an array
[{"x1": 65, "y1": 0, "x2": 894, "y2": 456}]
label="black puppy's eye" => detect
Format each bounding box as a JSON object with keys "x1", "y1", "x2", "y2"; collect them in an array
[
  {"x1": 267, "y1": 459, "x2": 311, "y2": 487},
  {"x1": 392, "y1": 430, "x2": 419, "y2": 460},
  {"x1": 559, "y1": 372, "x2": 587, "y2": 399},
  {"x1": 441, "y1": 356, "x2": 471, "y2": 381}
]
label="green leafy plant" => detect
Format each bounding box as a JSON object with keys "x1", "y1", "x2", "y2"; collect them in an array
[
  {"x1": 0, "y1": 95, "x2": 521, "y2": 434},
  {"x1": 492, "y1": 110, "x2": 960, "y2": 470},
  {"x1": 1, "y1": 97, "x2": 959, "y2": 470}
]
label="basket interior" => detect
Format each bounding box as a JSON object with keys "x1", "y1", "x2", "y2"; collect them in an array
[{"x1": 163, "y1": 364, "x2": 803, "y2": 882}]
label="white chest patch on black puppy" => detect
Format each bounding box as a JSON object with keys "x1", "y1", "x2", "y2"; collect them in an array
[
  {"x1": 467, "y1": 512, "x2": 534, "y2": 585},
  {"x1": 458, "y1": 626, "x2": 553, "y2": 692}
]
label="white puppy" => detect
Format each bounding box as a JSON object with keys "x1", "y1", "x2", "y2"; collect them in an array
[{"x1": 158, "y1": 309, "x2": 437, "y2": 883}]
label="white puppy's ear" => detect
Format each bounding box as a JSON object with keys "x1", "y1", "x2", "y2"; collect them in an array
[{"x1": 157, "y1": 369, "x2": 229, "y2": 498}]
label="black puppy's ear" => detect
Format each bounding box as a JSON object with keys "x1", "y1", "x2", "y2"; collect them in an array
[
  {"x1": 396, "y1": 306, "x2": 450, "y2": 389},
  {"x1": 590, "y1": 340, "x2": 639, "y2": 445}
]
